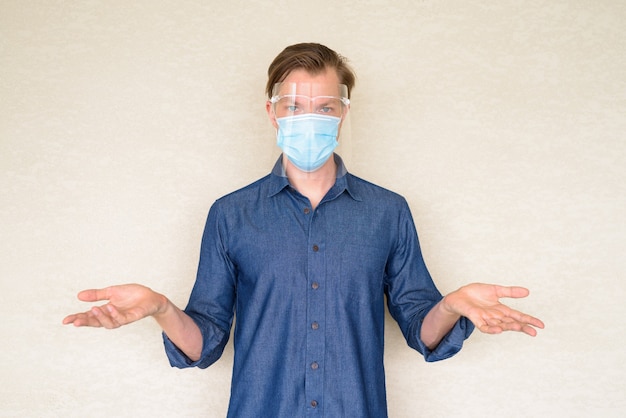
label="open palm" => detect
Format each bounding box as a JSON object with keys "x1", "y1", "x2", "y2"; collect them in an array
[
  {"x1": 445, "y1": 283, "x2": 544, "y2": 336},
  {"x1": 62, "y1": 284, "x2": 165, "y2": 329}
]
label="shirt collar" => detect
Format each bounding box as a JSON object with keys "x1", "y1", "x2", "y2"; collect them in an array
[{"x1": 267, "y1": 154, "x2": 361, "y2": 202}]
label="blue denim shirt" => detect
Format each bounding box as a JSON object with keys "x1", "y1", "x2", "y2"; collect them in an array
[{"x1": 163, "y1": 155, "x2": 474, "y2": 417}]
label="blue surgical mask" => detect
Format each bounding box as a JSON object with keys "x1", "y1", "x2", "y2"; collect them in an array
[{"x1": 276, "y1": 114, "x2": 340, "y2": 172}]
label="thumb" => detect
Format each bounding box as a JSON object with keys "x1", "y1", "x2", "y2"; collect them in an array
[
  {"x1": 495, "y1": 285, "x2": 530, "y2": 299},
  {"x1": 77, "y1": 288, "x2": 111, "y2": 302}
]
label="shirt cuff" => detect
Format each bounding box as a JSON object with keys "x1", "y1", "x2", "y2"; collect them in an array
[
  {"x1": 415, "y1": 316, "x2": 475, "y2": 362},
  {"x1": 162, "y1": 318, "x2": 230, "y2": 369},
  {"x1": 162, "y1": 332, "x2": 205, "y2": 368}
]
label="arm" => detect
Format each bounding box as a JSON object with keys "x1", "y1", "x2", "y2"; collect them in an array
[
  {"x1": 63, "y1": 284, "x2": 203, "y2": 361},
  {"x1": 420, "y1": 283, "x2": 545, "y2": 350}
]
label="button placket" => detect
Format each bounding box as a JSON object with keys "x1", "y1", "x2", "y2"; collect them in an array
[{"x1": 305, "y1": 206, "x2": 325, "y2": 412}]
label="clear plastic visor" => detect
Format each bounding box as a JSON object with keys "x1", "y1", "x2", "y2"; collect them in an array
[{"x1": 270, "y1": 82, "x2": 350, "y2": 119}]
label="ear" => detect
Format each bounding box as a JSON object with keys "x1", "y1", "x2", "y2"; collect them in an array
[{"x1": 266, "y1": 100, "x2": 279, "y2": 130}]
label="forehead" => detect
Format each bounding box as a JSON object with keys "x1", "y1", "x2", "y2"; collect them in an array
[{"x1": 279, "y1": 68, "x2": 342, "y2": 96}]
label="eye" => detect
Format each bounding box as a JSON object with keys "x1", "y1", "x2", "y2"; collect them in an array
[{"x1": 314, "y1": 98, "x2": 342, "y2": 116}]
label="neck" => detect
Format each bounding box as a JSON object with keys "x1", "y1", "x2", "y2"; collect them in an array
[{"x1": 285, "y1": 156, "x2": 337, "y2": 209}]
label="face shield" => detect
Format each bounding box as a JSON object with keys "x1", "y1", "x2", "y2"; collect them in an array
[{"x1": 269, "y1": 82, "x2": 351, "y2": 176}]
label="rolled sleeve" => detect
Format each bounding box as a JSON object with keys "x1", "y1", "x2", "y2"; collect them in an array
[
  {"x1": 411, "y1": 316, "x2": 475, "y2": 362},
  {"x1": 162, "y1": 318, "x2": 230, "y2": 369}
]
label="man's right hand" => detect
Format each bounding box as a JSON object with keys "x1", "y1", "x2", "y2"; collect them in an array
[{"x1": 62, "y1": 284, "x2": 167, "y2": 329}]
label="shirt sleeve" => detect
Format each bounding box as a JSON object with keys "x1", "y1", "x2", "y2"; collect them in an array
[
  {"x1": 163, "y1": 201, "x2": 236, "y2": 369},
  {"x1": 384, "y1": 200, "x2": 474, "y2": 362}
]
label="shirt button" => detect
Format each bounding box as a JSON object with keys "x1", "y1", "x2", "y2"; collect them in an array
[
  {"x1": 312, "y1": 244, "x2": 319, "y2": 252},
  {"x1": 311, "y1": 400, "x2": 318, "y2": 408},
  {"x1": 311, "y1": 322, "x2": 319, "y2": 330},
  {"x1": 311, "y1": 282, "x2": 319, "y2": 290},
  {"x1": 311, "y1": 362, "x2": 319, "y2": 370},
  {"x1": 304, "y1": 207, "x2": 310, "y2": 214}
]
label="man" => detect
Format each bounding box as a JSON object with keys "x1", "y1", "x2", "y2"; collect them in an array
[{"x1": 64, "y1": 43, "x2": 544, "y2": 417}]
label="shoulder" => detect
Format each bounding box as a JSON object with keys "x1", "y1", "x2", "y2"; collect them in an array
[
  {"x1": 346, "y1": 173, "x2": 409, "y2": 208},
  {"x1": 210, "y1": 174, "x2": 274, "y2": 211},
  {"x1": 220, "y1": 174, "x2": 272, "y2": 199}
]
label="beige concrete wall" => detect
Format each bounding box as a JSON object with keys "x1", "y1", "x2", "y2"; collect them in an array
[{"x1": 1, "y1": 1, "x2": 624, "y2": 416}]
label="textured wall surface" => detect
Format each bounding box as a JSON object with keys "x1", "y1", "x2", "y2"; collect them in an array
[{"x1": 1, "y1": 1, "x2": 625, "y2": 417}]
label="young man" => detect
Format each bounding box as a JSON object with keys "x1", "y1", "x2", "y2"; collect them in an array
[{"x1": 64, "y1": 43, "x2": 544, "y2": 417}]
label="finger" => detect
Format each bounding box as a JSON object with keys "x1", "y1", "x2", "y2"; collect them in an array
[
  {"x1": 77, "y1": 288, "x2": 112, "y2": 303},
  {"x1": 104, "y1": 304, "x2": 128, "y2": 327},
  {"x1": 499, "y1": 318, "x2": 525, "y2": 333},
  {"x1": 63, "y1": 311, "x2": 101, "y2": 327},
  {"x1": 91, "y1": 305, "x2": 121, "y2": 329},
  {"x1": 475, "y1": 316, "x2": 503, "y2": 334},
  {"x1": 519, "y1": 315, "x2": 544, "y2": 329},
  {"x1": 521, "y1": 324, "x2": 538, "y2": 337},
  {"x1": 525, "y1": 312, "x2": 545, "y2": 329},
  {"x1": 478, "y1": 323, "x2": 503, "y2": 334},
  {"x1": 481, "y1": 316, "x2": 525, "y2": 334},
  {"x1": 496, "y1": 315, "x2": 544, "y2": 336},
  {"x1": 505, "y1": 309, "x2": 545, "y2": 329},
  {"x1": 494, "y1": 285, "x2": 530, "y2": 299}
]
